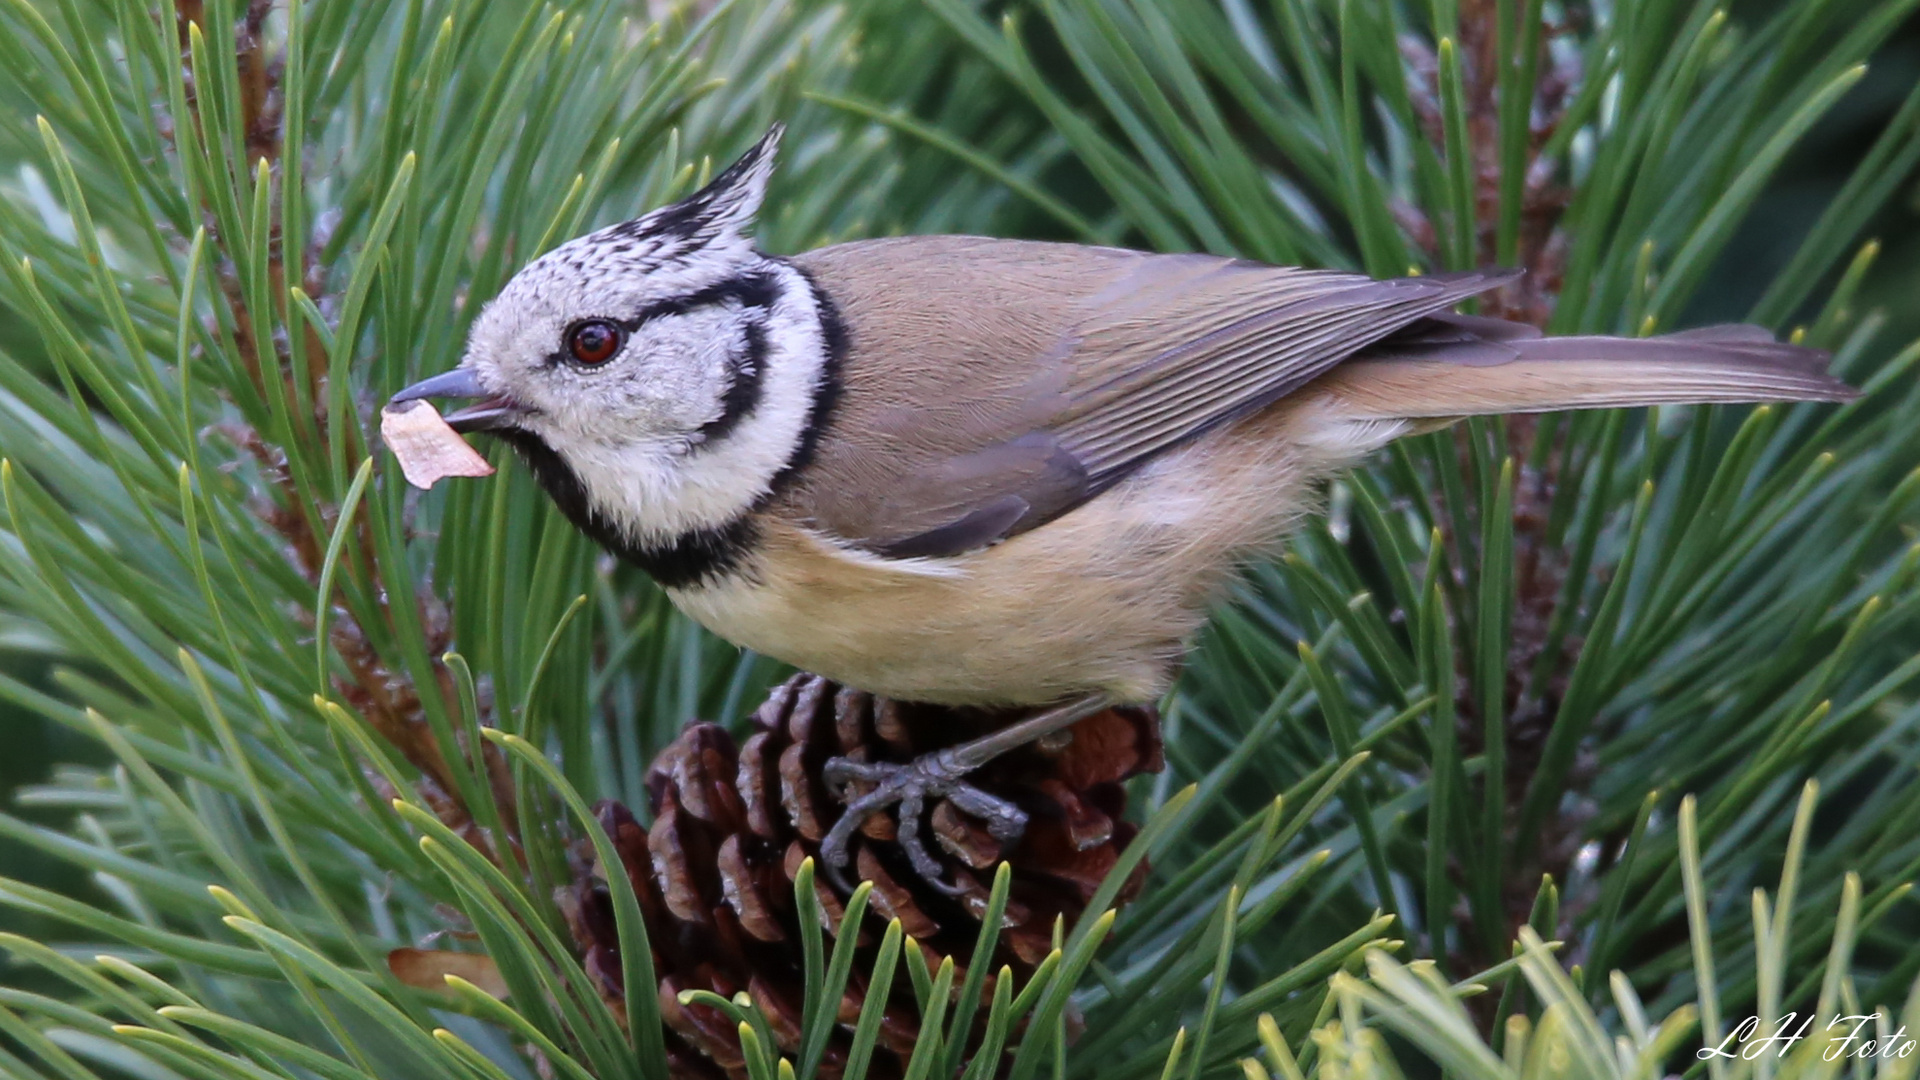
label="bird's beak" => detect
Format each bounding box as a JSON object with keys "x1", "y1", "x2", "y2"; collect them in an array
[{"x1": 389, "y1": 367, "x2": 520, "y2": 432}]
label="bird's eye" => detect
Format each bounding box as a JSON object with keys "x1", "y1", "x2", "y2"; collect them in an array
[{"x1": 566, "y1": 320, "x2": 624, "y2": 366}]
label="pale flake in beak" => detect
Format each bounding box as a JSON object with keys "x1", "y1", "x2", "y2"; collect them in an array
[{"x1": 380, "y1": 398, "x2": 495, "y2": 490}]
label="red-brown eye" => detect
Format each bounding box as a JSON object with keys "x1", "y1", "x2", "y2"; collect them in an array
[{"x1": 567, "y1": 320, "x2": 623, "y2": 365}]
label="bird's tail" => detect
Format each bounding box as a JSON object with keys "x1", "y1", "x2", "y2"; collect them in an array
[{"x1": 1315, "y1": 318, "x2": 1857, "y2": 421}]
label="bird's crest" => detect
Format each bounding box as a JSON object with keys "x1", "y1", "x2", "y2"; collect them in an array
[{"x1": 611, "y1": 124, "x2": 782, "y2": 265}]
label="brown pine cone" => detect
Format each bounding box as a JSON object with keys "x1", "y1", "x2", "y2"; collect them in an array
[{"x1": 556, "y1": 673, "x2": 1162, "y2": 1079}]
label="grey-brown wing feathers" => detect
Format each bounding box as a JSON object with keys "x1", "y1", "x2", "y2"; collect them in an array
[
  {"x1": 1054, "y1": 270, "x2": 1516, "y2": 486},
  {"x1": 788, "y1": 238, "x2": 1848, "y2": 559}
]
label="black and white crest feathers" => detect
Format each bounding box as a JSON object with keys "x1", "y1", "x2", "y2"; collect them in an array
[{"x1": 616, "y1": 124, "x2": 782, "y2": 263}]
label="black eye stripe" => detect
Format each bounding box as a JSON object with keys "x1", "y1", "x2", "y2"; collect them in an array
[
  {"x1": 697, "y1": 319, "x2": 767, "y2": 445},
  {"x1": 617, "y1": 271, "x2": 782, "y2": 332},
  {"x1": 544, "y1": 271, "x2": 783, "y2": 368}
]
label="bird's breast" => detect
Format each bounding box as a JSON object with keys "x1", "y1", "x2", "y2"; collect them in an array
[{"x1": 663, "y1": 431, "x2": 1308, "y2": 707}]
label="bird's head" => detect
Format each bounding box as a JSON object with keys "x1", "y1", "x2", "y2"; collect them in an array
[
  {"x1": 395, "y1": 125, "x2": 790, "y2": 445},
  {"x1": 391, "y1": 124, "x2": 840, "y2": 555}
]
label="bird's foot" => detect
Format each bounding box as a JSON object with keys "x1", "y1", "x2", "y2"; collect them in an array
[
  {"x1": 813, "y1": 692, "x2": 1116, "y2": 893},
  {"x1": 818, "y1": 748, "x2": 1028, "y2": 895}
]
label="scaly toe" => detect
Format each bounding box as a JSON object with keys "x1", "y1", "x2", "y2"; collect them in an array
[
  {"x1": 817, "y1": 774, "x2": 905, "y2": 872},
  {"x1": 945, "y1": 782, "x2": 1031, "y2": 845},
  {"x1": 818, "y1": 751, "x2": 1027, "y2": 893},
  {"x1": 896, "y1": 791, "x2": 959, "y2": 893}
]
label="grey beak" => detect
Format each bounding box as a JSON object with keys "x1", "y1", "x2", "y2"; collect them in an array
[{"x1": 389, "y1": 367, "x2": 520, "y2": 432}]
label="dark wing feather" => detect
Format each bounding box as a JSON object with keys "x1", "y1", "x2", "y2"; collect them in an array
[{"x1": 787, "y1": 237, "x2": 1511, "y2": 557}]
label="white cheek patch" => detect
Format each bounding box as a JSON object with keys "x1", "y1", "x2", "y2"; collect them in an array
[
  {"x1": 539, "y1": 262, "x2": 833, "y2": 547},
  {"x1": 621, "y1": 309, "x2": 745, "y2": 437},
  {"x1": 381, "y1": 400, "x2": 495, "y2": 489}
]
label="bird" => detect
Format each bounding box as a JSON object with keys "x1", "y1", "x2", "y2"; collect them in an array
[{"x1": 390, "y1": 125, "x2": 1855, "y2": 886}]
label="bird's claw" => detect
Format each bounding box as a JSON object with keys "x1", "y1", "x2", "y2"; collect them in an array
[{"x1": 817, "y1": 750, "x2": 1028, "y2": 894}]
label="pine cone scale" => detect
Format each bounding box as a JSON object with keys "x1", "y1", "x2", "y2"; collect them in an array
[{"x1": 562, "y1": 674, "x2": 1162, "y2": 1078}]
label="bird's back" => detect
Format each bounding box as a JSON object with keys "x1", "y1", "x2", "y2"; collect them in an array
[{"x1": 786, "y1": 237, "x2": 1506, "y2": 559}]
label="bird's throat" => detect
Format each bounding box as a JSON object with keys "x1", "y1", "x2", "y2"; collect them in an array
[{"x1": 490, "y1": 427, "x2": 762, "y2": 588}]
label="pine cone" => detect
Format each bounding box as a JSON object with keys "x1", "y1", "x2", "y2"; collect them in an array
[{"x1": 557, "y1": 673, "x2": 1162, "y2": 1079}]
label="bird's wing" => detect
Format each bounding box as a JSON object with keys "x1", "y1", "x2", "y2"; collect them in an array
[{"x1": 785, "y1": 236, "x2": 1511, "y2": 558}]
